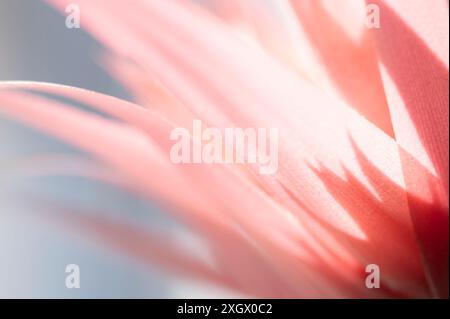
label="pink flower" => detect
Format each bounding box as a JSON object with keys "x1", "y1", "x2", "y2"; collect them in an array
[{"x1": 0, "y1": 0, "x2": 448, "y2": 298}]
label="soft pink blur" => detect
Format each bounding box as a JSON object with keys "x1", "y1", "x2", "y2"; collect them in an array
[{"x1": 0, "y1": 0, "x2": 448, "y2": 298}]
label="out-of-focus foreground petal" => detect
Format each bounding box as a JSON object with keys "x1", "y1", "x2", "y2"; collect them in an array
[{"x1": 1, "y1": 82, "x2": 371, "y2": 298}]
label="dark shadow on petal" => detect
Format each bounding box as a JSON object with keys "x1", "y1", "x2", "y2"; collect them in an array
[
  {"x1": 398, "y1": 147, "x2": 449, "y2": 298},
  {"x1": 281, "y1": 135, "x2": 448, "y2": 297},
  {"x1": 370, "y1": 0, "x2": 449, "y2": 195}
]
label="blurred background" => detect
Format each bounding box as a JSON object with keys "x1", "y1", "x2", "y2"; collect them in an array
[{"x1": 0, "y1": 0, "x2": 235, "y2": 298}]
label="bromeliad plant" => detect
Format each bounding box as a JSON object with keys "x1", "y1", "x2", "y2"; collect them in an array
[{"x1": 0, "y1": 0, "x2": 448, "y2": 298}]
